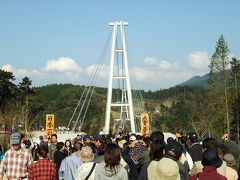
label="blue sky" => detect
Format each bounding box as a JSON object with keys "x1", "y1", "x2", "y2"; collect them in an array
[{"x1": 0, "y1": 1, "x2": 239, "y2": 90}]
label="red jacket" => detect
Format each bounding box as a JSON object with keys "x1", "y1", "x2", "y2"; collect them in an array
[{"x1": 190, "y1": 166, "x2": 227, "y2": 180}]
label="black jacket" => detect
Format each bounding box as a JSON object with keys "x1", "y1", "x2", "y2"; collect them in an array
[{"x1": 121, "y1": 146, "x2": 143, "y2": 180}]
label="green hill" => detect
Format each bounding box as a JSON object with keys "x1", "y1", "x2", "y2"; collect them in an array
[
  {"x1": 31, "y1": 84, "x2": 207, "y2": 134},
  {"x1": 179, "y1": 74, "x2": 209, "y2": 89}
]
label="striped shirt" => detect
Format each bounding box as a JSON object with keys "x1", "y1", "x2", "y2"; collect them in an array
[{"x1": 0, "y1": 148, "x2": 33, "y2": 179}]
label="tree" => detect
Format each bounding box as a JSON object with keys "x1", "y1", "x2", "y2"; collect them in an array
[
  {"x1": 229, "y1": 57, "x2": 240, "y2": 141},
  {"x1": 208, "y1": 35, "x2": 230, "y2": 137},
  {"x1": 18, "y1": 76, "x2": 34, "y2": 134},
  {"x1": 0, "y1": 70, "x2": 16, "y2": 114}
]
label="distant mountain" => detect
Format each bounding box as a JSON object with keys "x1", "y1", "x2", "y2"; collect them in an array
[{"x1": 179, "y1": 73, "x2": 209, "y2": 89}]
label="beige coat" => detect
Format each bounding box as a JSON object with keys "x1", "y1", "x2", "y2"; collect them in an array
[
  {"x1": 189, "y1": 160, "x2": 227, "y2": 176},
  {"x1": 225, "y1": 166, "x2": 238, "y2": 180}
]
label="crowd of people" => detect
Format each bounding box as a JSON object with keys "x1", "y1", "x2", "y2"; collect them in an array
[{"x1": 0, "y1": 129, "x2": 240, "y2": 180}]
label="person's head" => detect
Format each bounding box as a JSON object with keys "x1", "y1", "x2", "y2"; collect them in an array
[
  {"x1": 148, "y1": 157, "x2": 180, "y2": 180},
  {"x1": 23, "y1": 139, "x2": 32, "y2": 149},
  {"x1": 73, "y1": 142, "x2": 83, "y2": 152},
  {"x1": 143, "y1": 137, "x2": 151, "y2": 148},
  {"x1": 167, "y1": 137, "x2": 175, "y2": 144},
  {"x1": 150, "y1": 131, "x2": 164, "y2": 144},
  {"x1": 187, "y1": 132, "x2": 198, "y2": 144},
  {"x1": 104, "y1": 143, "x2": 121, "y2": 171},
  {"x1": 10, "y1": 132, "x2": 21, "y2": 151},
  {"x1": 150, "y1": 141, "x2": 164, "y2": 161},
  {"x1": 129, "y1": 135, "x2": 137, "y2": 143},
  {"x1": 83, "y1": 135, "x2": 92, "y2": 143},
  {"x1": 65, "y1": 139, "x2": 72, "y2": 147},
  {"x1": 80, "y1": 146, "x2": 94, "y2": 163},
  {"x1": 202, "y1": 138, "x2": 218, "y2": 152},
  {"x1": 165, "y1": 141, "x2": 183, "y2": 161},
  {"x1": 56, "y1": 142, "x2": 65, "y2": 151},
  {"x1": 201, "y1": 148, "x2": 222, "y2": 168},
  {"x1": 223, "y1": 153, "x2": 236, "y2": 168},
  {"x1": 93, "y1": 135, "x2": 103, "y2": 148},
  {"x1": 37, "y1": 145, "x2": 48, "y2": 159},
  {"x1": 136, "y1": 134, "x2": 142, "y2": 140},
  {"x1": 176, "y1": 128, "x2": 183, "y2": 139},
  {"x1": 39, "y1": 135, "x2": 44, "y2": 141},
  {"x1": 76, "y1": 134, "x2": 81, "y2": 139},
  {"x1": 51, "y1": 134, "x2": 57, "y2": 144}
]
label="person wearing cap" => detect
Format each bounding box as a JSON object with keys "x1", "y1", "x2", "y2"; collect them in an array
[
  {"x1": 190, "y1": 148, "x2": 227, "y2": 180},
  {"x1": 147, "y1": 156, "x2": 180, "y2": 180},
  {"x1": 75, "y1": 146, "x2": 97, "y2": 180},
  {"x1": 0, "y1": 132, "x2": 33, "y2": 180},
  {"x1": 187, "y1": 132, "x2": 202, "y2": 163},
  {"x1": 223, "y1": 153, "x2": 238, "y2": 180},
  {"x1": 165, "y1": 141, "x2": 189, "y2": 180}
]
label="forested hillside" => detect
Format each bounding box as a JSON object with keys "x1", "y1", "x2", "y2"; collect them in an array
[{"x1": 1, "y1": 35, "x2": 240, "y2": 138}]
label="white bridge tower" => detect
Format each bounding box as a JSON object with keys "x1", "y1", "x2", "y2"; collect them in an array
[{"x1": 104, "y1": 21, "x2": 136, "y2": 134}]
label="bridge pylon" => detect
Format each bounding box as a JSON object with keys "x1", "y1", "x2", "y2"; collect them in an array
[{"x1": 104, "y1": 21, "x2": 135, "y2": 134}]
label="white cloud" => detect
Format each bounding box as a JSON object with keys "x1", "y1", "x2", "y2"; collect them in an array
[
  {"x1": 1, "y1": 52, "x2": 210, "y2": 90},
  {"x1": 158, "y1": 60, "x2": 180, "y2": 70},
  {"x1": 143, "y1": 57, "x2": 158, "y2": 66},
  {"x1": 44, "y1": 57, "x2": 81, "y2": 72},
  {"x1": 143, "y1": 57, "x2": 180, "y2": 71},
  {"x1": 187, "y1": 51, "x2": 210, "y2": 69}
]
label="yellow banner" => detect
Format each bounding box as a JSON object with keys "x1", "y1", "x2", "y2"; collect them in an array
[
  {"x1": 141, "y1": 113, "x2": 150, "y2": 136},
  {"x1": 45, "y1": 114, "x2": 55, "y2": 139}
]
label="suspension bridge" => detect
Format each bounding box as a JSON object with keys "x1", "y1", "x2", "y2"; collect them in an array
[{"x1": 66, "y1": 21, "x2": 146, "y2": 135}]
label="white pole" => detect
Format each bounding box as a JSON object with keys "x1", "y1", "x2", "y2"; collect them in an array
[
  {"x1": 120, "y1": 21, "x2": 136, "y2": 133},
  {"x1": 104, "y1": 22, "x2": 117, "y2": 134}
]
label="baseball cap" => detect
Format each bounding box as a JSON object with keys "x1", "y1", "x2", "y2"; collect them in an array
[
  {"x1": 10, "y1": 132, "x2": 21, "y2": 145},
  {"x1": 165, "y1": 141, "x2": 183, "y2": 160},
  {"x1": 187, "y1": 132, "x2": 198, "y2": 142}
]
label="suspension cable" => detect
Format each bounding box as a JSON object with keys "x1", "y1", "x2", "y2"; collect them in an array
[{"x1": 68, "y1": 30, "x2": 112, "y2": 131}]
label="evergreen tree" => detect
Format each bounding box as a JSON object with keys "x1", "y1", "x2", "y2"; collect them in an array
[
  {"x1": 18, "y1": 76, "x2": 34, "y2": 134},
  {"x1": 229, "y1": 57, "x2": 240, "y2": 141},
  {"x1": 208, "y1": 35, "x2": 230, "y2": 137},
  {"x1": 0, "y1": 70, "x2": 16, "y2": 114}
]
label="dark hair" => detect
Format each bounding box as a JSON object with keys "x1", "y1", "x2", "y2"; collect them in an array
[
  {"x1": 150, "y1": 141, "x2": 164, "y2": 161},
  {"x1": 51, "y1": 134, "x2": 57, "y2": 139},
  {"x1": 97, "y1": 144, "x2": 106, "y2": 156},
  {"x1": 65, "y1": 139, "x2": 72, "y2": 147},
  {"x1": 176, "y1": 128, "x2": 183, "y2": 136},
  {"x1": 150, "y1": 131, "x2": 164, "y2": 143},
  {"x1": 143, "y1": 137, "x2": 151, "y2": 148},
  {"x1": 136, "y1": 135, "x2": 142, "y2": 140},
  {"x1": 37, "y1": 145, "x2": 48, "y2": 158},
  {"x1": 56, "y1": 142, "x2": 65, "y2": 151},
  {"x1": 23, "y1": 139, "x2": 31, "y2": 149},
  {"x1": 104, "y1": 143, "x2": 121, "y2": 172},
  {"x1": 73, "y1": 142, "x2": 83, "y2": 152},
  {"x1": 167, "y1": 137, "x2": 175, "y2": 144},
  {"x1": 88, "y1": 142, "x2": 96, "y2": 153},
  {"x1": 39, "y1": 135, "x2": 44, "y2": 141},
  {"x1": 202, "y1": 138, "x2": 218, "y2": 151}
]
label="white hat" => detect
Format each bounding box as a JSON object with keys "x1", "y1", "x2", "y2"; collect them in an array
[{"x1": 129, "y1": 135, "x2": 136, "y2": 141}]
